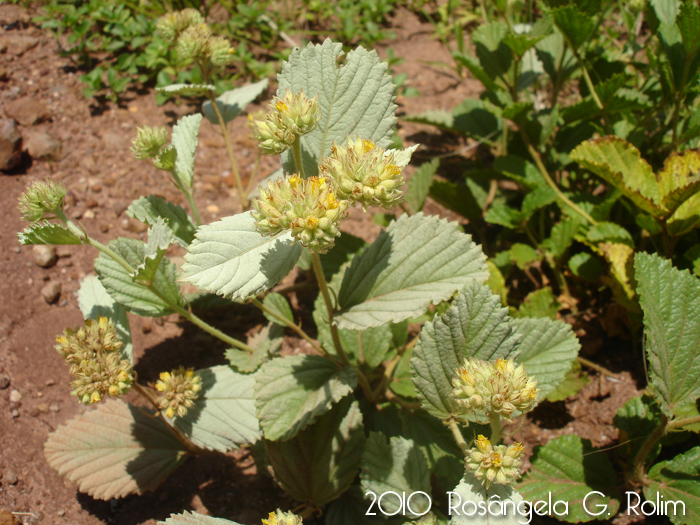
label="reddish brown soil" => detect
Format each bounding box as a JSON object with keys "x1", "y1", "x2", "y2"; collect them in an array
[{"x1": 0, "y1": 4, "x2": 653, "y2": 525}]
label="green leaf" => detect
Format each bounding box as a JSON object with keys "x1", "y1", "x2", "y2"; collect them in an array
[
  {"x1": 18, "y1": 221, "x2": 82, "y2": 245},
  {"x1": 521, "y1": 186, "x2": 557, "y2": 219},
  {"x1": 262, "y1": 292, "x2": 293, "y2": 325},
  {"x1": 634, "y1": 252, "x2": 700, "y2": 417},
  {"x1": 390, "y1": 347, "x2": 417, "y2": 398},
  {"x1": 552, "y1": 6, "x2": 596, "y2": 52},
  {"x1": 180, "y1": 211, "x2": 303, "y2": 302},
  {"x1": 449, "y1": 471, "x2": 525, "y2": 525},
  {"x1": 321, "y1": 232, "x2": 367, "y2": 279},
  {"x1": 226, "y1": 323, "x2": 282, "y2": 373},
  {"x1": 126, "y1": 195, "x2": 196, "y2": 247},
  {"x1": 131, "y1": 218, "x2": 174, "y2": 286},
  {"x1": 493, "y1": 155, "x2": 546, "y2": 189},
  {"x1": 614, "y1": 394, "x2": 664, "y2": 461},
  {"x1": 278, "y1": 40, "x2": 396, "y2": 177},
  {"x1": 570, "y1": 137, "x2": 663, "y2": 216},
  {"x1": 516, "y1": 287, "x2": 561, "y2": 320},
  {"x1": 406, "y1": 159, "x2": 439, "y2": 214},
  {"x1": 657, "y1": 149, "x2": 700, "y2": 218},
  {"x1": 155, "y1": 83, "x2": 215, "y2": 95},
  {"x1": 568, "y1": 252, "x2": 603, "y2": 281},
  {"x1": 430, "y1": 179, "x2": 483, "y2": 224},
  {"x1": 517, "y1": 435, "x2": 620, "y2": 523},
  {"x1": 160, "y1": 511, "x2": 239, "y2": 525},
  {"x1": 202, "y1": 78, "x2": 269, "y2": 125},
  {"x1": 509, "y1": 243, "x2": 540, "y2": 269},
  {"x1": 334, "y1": 213, "x2": 488, "y2": 330},
  {"x1": 265, "y1": 397, "x2": 365, "y2": 506},
  {"x1": 77, "y1": 275, "x2": 133, "y2": 362},
  {"x1": 452, "y1": 98, "x2": 503, "y2": 142},
  {"x1": 546, "y1": 361, "x2": 590, "y2": 402},
  {"x1": 542, "y1": 217, "x2": 580, "y2": 259},
  {"x1": 503, "y1": 32, "x2": 545, "y2": 59},
  {"x1": 485, "y1": 204, "x2": 522, "y2": 229},
  {"x1": 44, "y1": 400, "x2": 187, "y2": 500},
  {"x1": 255, "y1": 354, "x2": 357, "y2": 441},
  {"x1": 471, "y1": 21, "x2": 512, "y2": 81},
  {"x1": 94, "y1": 238, "x2": 183, "y2": 317},
  {"x1": 171, "y1": 113, "x2": 202, "y2": 189},
  {"x1": 361, "y1": 432, "x2": 431, "y2": 518},
  {"x1": 651, "y1": 0, "x2": 679, "y2": 26},
  {"x1": 513, "y1": 317, "x2": 580, "y2": 399},
  {"x1": 645, "y1": 447, "x2": 700, "y2": 525},
  {"x1": 586, "y1": 221, "x2": 634, "y2": 247},
  {"x1": 411, "y1": 282, "x2": 520, "y2": 419},
  {"x1": 172, "y1": 365, "x2": 261, "y2": 452}
]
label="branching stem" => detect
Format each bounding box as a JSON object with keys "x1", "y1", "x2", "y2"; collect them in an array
[
  {"x1": 250, "y1": 298, "x2": 325, "y2": 356},
  {"x1": 447, "y1": 417, "x2": 470, "y2": 457}
]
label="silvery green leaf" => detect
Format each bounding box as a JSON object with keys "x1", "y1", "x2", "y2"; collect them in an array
[
  {"x1": 360, "y1": 432, "x2": 431, "y2": 518},
  {"x1": 161, "y1": 511, "x2": 240, "y2": 525},
  {"x1": 77, "y1": 275, "x2": 133, "y2": 362},
  {"x1": 156, "y1": 83, "x2": 216, "y2": 95},
  {"x1": 335, "y1": 213, "x2": 488, "y2": 330},
  {"x1": 18, "y1": 221, "x2": 82, "y2": 245},
  {"x1": 172, "y1": 365, "x2": 261, "y2": 452},
  {"x1": 406, "y1": 159, "x2": 439, "y2": 214},
  {"x1": 202, "y1": 78, "x2": 269, "y2": 124},
  {"x1": 389, "y1": 144, "x2": 419, "y2": 168},
  {"x1": 449, "y1": 471, "x2": 525, "y2": 525},
  {"x1": 94, "y1": 237, "x2": 183, "y2": 317},
  {"x1": 262, "y1": 292, "x2": 293, "y2": 325},
  {"x1": 44, "y1": 400, "x2": 187, "y2": 500},
  {"x1": 131, "y1": 218, "x2": 174, "y2": 286},
  {"x1": 226, "y1": 323, "x2": 283, "y2": 373},
  {"x1": 278, "y1": 39, "x2": 397, "y2": 176},
  {"x1": 126, "y1": 195, "x2": 196, "y2": 247},
  {"x1": 171, "y1": 113, "x2": 202, "y2": 189},
  {"x1": 255, "y1": 354, "x2": 357, "y2": 441},
  {"x1": 411, "y1": 281, "x2": 520, "y2": 419},
  {"x1": 513, "y1": 317, "x2": 580, "y2": 399},
  {"x1": 180, "y1": 211, "x2": 302, "y2": 301},
  {"x1": 265, "y1": 397, "x2": 365, "y2": 507}
]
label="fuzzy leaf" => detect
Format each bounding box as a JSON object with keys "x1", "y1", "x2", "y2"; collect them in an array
[
  {"x1": 516, "y1": 287, "x2": 560, "y2": 320},
  {"x1": 131, "y1": 218, "x2": 174, "y2": 286},
  {"x1": 255, "y1": 355, "x2": 357, "y2": 441},
  {"x1": 265, "y1": 397, "x2": 365, "y2": 506},
  {"x1": 586, "y1": 222, "x2": 634, "y2": 246},
  {"x1": 361, "y1": 432, "x2": 431, "y2": 518},
  {"x1": 568, "y1": 252, "x2": 603, "y2": 281},
  {"x1": 44, "y1": 400, "x2": 187, "y2": 500},
  {"x1": 156, "y1": 83, "x2": 215, "y2": 95},
  {"x1": 180, "y1": 211, "x2": 302, "y2": 301},
  {"x1": 509, "y1": 243, "x2": 540, "y2": 269},
  {"x1": 645, "y1": 447, "x2": 700, "y2": 525},
  {"x1": 171, "y1": 113, "x2": 202, "y2": 189},
  {"x1": 658, "y1": 149, "x2": 700, "y2": 217},
  {"x1": 94, "y1": 238, "x2": 183, "y2": 317},
  {"x1": 161, "y1": 511, "x2": 239, "y2": 525},
  {"x1": 517, "y1": 435, "x2": 620, "y2": 523},
  {"x1": 262, "y1": 292, "x2": 294, "y2": 325},
  {"x1": 614, "y1": 394, "x2": 664, "y2": 461},
  {"x1": 321, "y1": 232, "x2": 367, "y2": 279},
  {"x1": 635, "y1": 252, "x2": 700, "y2": 417},
  {"x1": 18, "y1": 221, "x2": 82, "y2": 245},
  {"x1": 335, "y1": 213, "x2": 488, "y2": 330},
  {"x1": 226, "y1": 323, "x2": 282, "y2": 373},
  {"x1": 546, "y1": 361, "x2": 590, "y2": 402},
  {"x1": 126, "y1": 195, "x2": 196, "y2": 247},
  {"x1": 202, "y1": 79, "x2": 269, "y2": 124},
  {"x1": 278, "y1": 39, "x2": 396, "y2": 176},
  {"x1": 552, "y1": 6, "x2": 596, "y2": 52},
  {"x1": 406, "y1": 159, "x2": 439, "y2": 214},
  {"x1": 449, "y1": 471, "x2": 525, "y2": 525},
  {"x1": 411, "y1": 281, "x2": 520, "y2": 419}
]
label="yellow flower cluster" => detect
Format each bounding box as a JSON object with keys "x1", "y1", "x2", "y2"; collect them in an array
[
  {"x1": 155, "y1": 366, "x2": 203, "y2": 419},
  {"x1": 253, "y1": 89, "x2": 321, "y2": 155},
  {"x1": 261, "y1": 510, "x2": 303, "y2": 525},
  {"x1": 466, "y1": 435, "x2": 524, "y2": 487}
]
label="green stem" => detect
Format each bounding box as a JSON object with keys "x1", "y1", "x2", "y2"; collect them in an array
[
  {"x1": 310, "y1": 252, "x2": 349, "y2": 365},
  {"x1": 183, "y1": 188, "x2": 202, "y2": 226},
  {"x1": 578, "y1": 56, "x2": 604, "y2": 111},
  {"x1": 632, "y1": 414, "x2": 667, "y2": 485},
  {"x1": 667, "y1": 414, "x2": 700, "y2": 432},
  {"x1": 250, "y1": 298, "x2": 325, "y2": 356},
  {"x1": 292, "y1": 137, "x2": 306, "y2": 178},
  {"x1": 447, "y1": 417, "x2": 470, "y2": 457},
  {"x1": 489, "y1": 413, "x2": 502, "y2": 445}
]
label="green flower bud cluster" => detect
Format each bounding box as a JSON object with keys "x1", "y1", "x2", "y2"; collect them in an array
[
  {"x1": 467, "y1": 435, "x2": 524, "y2": 487},
  {"x1": 261, "y1": 510, "x2": 303, "y2": 525},
  {"x1": 452, "y1": 358, "x2": 540, "y2": 421},
  {"x1": 131, "y1": 126, "x2": 169, "y2": 160},
  {"x1": 320, "y1": 137, "x2": 404, "y2": 211},
  {"x1": 155, "y1": 8, "x2": 204, "y2": 41},
  {"x1": 252, "y1": 175, "x2": 348, "y2": 253},
  {"x1": 55, "y1": 317, "x2": 133, "y2": 405},
  {"x1": 155, "y1": 366, "x2": 203, "y2": 419},
  {"x1": 18, "y1": 179, "x2": 67, "y2": 222},
  {"x1": 253, "y1": 89, "x2": 321, "y2": 155}
]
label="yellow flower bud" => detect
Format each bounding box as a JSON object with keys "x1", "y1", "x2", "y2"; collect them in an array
[
  {"x1": 261, "y1": 509, "x2": 303, "y2": 525},
  {"x1": 18, "y1": 179, "x2": 67, "y2": 223},
  {"x1": 253, "y1": 89, "x2": 320, "y2": 156},
  {"x1": 466, "y1": 436, "x2": 524, "y2": 487},
  {"x1": 155, "y1": 366, "x2": 203, "y2": 419}
]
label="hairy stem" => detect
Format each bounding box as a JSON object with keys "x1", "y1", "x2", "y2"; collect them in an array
[
  {"x1": 292, "y1": 137, "x2": 306, "y2": 178},
  {"x1": 632, "y1": 414, "x2": 668, "y2": 485},
  {"x1": 577, "y1": 356, "x2": 618, "y2": 378},
  {"x1": 447, "y1": 417, "x2": 470, "y2": 457},
  {"x1": 183, "y1": 188, "x2": 202, "y2": 226},
  {"x1": 489, "y1": 412, "x2": 502, "y2": 445}
]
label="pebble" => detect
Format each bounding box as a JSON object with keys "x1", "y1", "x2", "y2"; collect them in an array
[
  {"x1": 206, "y1": 204, "x2": 221, "y2": 214},
  {"x1": 32, "y1": 245, "x2": 57, "y2": 268},
  {"x1": 25, "y1": 131, "x2": 61, "y2": 160},
  {"x1": 41, "y1": 281, "x2": 61, "y2": 304},
  {"x1": 37, "y1": 403, "x2": 49, "y2": 413},
  {"x1": 10, "y1": 409, "x2": 19, "y2": 418},
  {"x1": 9, "y1": 389, "x2": 21, "y2": 403},
  {"x1": 0, "y1": 376, "x2": 9, "y2": 390},
  {"x1": 49, "y1": 404, "x2": 60, "y2": 413},
  {"x1": 122, "y1": 217, "x2": 148, "y2": 233},
  {"x1": 141, "y1": 323, "x2": 152, "y2": 334},
  {"x1": 0, "y1": 34, "x2": 39, "y2": 56},
  {"x1": 59, "y1": 298, "x2": 68, "y2": 307},
  {"x1": 3, "y1": 469, "x2": 18, "y2": 485},
  {"x1": 13, "y1": 246, "x2": 20, "y2": 253},
  {"x1": 99, "y1": 223, "x2": 109, "y2": 233},
  {"x1": 85, "y1": 198, "x2": 98, "y2": 208},
  {"x1": 57, "y1": 510, "x2": 65, "y2": 517},
  {"x1": 83, "y1": 209, "x2": 95, "y2": 220},
  {"x1": 0, "y1": 118, "x2": 22, "y2": 171},
  {"x1": 4, "y1": 96, "x2": 50, "y2": 126},
  {"x1": 46, "y1": 379, "x2": 55, "y2": 386}
]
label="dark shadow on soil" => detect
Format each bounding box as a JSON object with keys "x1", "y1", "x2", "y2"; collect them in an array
[{"x1": 529, "y1": 400, "x2": 574, "y2": 430}]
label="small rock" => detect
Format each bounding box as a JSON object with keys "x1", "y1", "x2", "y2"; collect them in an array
[
  {"x1": 99, "y1": 223, "x2": 109, "y2": 233},
  {"x1": 0, "y1": 377, "x2": 9, "y2": 390},
  {"x1": 32, "y1": 245, "x2": 57, "y2": 268},
  {"x1": 13, "y1": 246, "x2": 20, "y2": 253},
  {"x1": 49, "y1": 404, "x2": 60, "y2": 413},
  {"x1": 0, "y1": 35, "x2": 39, "y2": 56},
  {"x1": 0, "y1": 118, "x2": 22, "y2": 171},
  {"x1": 122, "y1": 217, "x2": 148, "y2": 233},
  {"x1": 41, "y1": 281, "x2": 61, "y2": 304},
  {"x1": 46, "y1": 379, "x2": 55, "y2": 386},
  {"x1": 141, "y1": 323, "x2": 152, "y2": 334},
  {"x1": 9, "y1": 389, "x2": 21, "y2": 403},
  {"x1": 112, "y1": 201, "x2": 129, "y2": 217},
  {"x1": 83, "y1": 209, "x2": 95, "y2": 220},
  {"x1": 37, "y1": 403, "x2": 49, "y2": 413},
  {"x1": 70, "y1": 208, "x2": 82, "y2": 220},
  {"x1": 28, "y1": 407, "x2": 40, "y2": 417},
  {"x1": 85, "y1": 198, "x2": 98, "y2": 209},
  {"x1": 0, "y1": 509, "x2": 20, "y2": 525},
  {"x1": 4, "y1": 96, "x2": 50, "y2": 126},
  {"x1": 206, "y1": 204, "x2": 221, "y2": 214},
  {"x1": 0, "y1": 67, "x2": 7, "y2": 81},
  {"x1": 59, "y1": 298, "x2": 68, "y2": 307},
  {"x1": 3, "y1": 469, "x2": 18, "y2": 485},
  {"x1": 10, "y1": 409, "x2": 19, "y2": 419},
  {"x1": 57, "y1": 510, "x2": 65, "y2": 517},
  {"x1": 25, "y1": 131, "x2": 60, "y2": 160}
]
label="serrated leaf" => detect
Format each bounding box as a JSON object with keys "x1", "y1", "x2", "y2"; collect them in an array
[
  {"x1": 321, "y1": 232, "x2": 367, "y2": 279},
  {"x1": 503, "y1": 32, "x2": 545, "y2": 59},
  {"x1": 546, "y1": 361, "x2": 590, "y2": 401},
  {"x1": 126, "y1": 195, "x2": 196, "y2": 247},
  {"x1": 517, "y1": 435, "x2": 620, "y2": 523},
  {"x1": 202, "y1": 78, "x2": 269, "y2": 125},
  {"x1": 471, "y1": 21, "x2": 512, "y2": 81},
  {"x1": 131, "y1": 218, "x2": 174, "y2": 286},
  {"x1": 78, "y1": 275, "x2": 132, "y2": 362},
  {"x1": 516, "y1": 287, "x2": 560, "y2": 320},
  {"x1": 430, "y1": 179, "x2": 482, "y2": 223},
  {"x1": 513, "y1": 317, "x2": 580, "y2": 399},
  {"x1": 226, "y1": 323, "x2": 282, "y2": 373},
  {"x1": 18, "y1": 221, "x2": 83, "y2": 245},
  {"x1": 262, "y1": 292, "x2": 293, "y2": 325},
  {"x1": 171, "y1": 365, "x2": 261, "y2": 452},
  {"x1": 44, "y1": 400, "x2": 187, "y2": 500},
  {"x1": 406, "y1": 159, "x2": 439, "y2": 214},
  {"x1": 266, "y1": 397, "x2": 365, "y2": 506},
  {"x1": 586, "y1": 221, "x2": 634, "y2": 247},
  {"x1": 361, "y1": 432, "x2": 431, "y2": 518},
  {"x1": 278, "y1": 40, "x2": 396, "y2": 177},
  {"x1": 94, "y1": 238, "x2": 183, "y2": 317},
  {"x1": 635, "y1": 252, "x2": 700, "y2": 417},
  {"x1": 493, "y1": 155, "x2": 546, "y2": 189},
  {"x1": 171, "y1": 113, "x2": 202, "y2": 189},
  {"x1": 521, "y1": 186, "x2": 557, "y2": 219},
  {"x1": 509, "y1": 243, "x2": 540, "y2": 269},
  {"x1": 614, "y1": 394, "x2": 664, "y2": 461},
  {"x1": 657, "y1": 149, "x2": 700, "y2": 216},
  {"x1": 679, "y1": 1, "x2": 700, "y2": 57},
  {"x1": 334, "y1": 213, "x2": 488, "y2": 330},
  {"x1": 156, "y1": 83, "x2": 216, "y2": 95},
  {"x1": 449, "y1": 471, "x2": 525, "y2": 525},
  {"x1": 542, "y1": 217, "x2": 581, "y2": 258},
  {"x1": 404, "y1": 110, "x2": 456, "y2": 132},
  {"x1": 568, "y1": 252, "x2": 603, "y2": 281},
  {"x1": 599, "y1": 242, "x2": 638, "y2": 312},
  {"x1": 255, "y1": 354, "x2": 357, "y2": 441},
  {"x1": 645, "y1": 447, "x2": 700, "y2": 525},
  {"x1": 180, "y1": 211, "x2": 302, "y2": 301},
  {"x1": 570, "y1": 137, "x2": 663, "y2": 216},
  {"x1": 452, "y1": 98, "x2": 503, "y2": 142},
  {"x1": 485, "y1": 204, "x2": 522, "y2": 229},
  {"x1": 552, "y1": 6, "x2": 596, "y2": 52},
  {"x1": 651, "y1": 0, "x2": 680, "y2": 26},
  {"x1": 411, "y1": 282, "x2": 520, "y2": 419},
  {"x1": 161, "y1": 511, "x2": 239, "y2": 525},
  {"x1": 390, "y1": 347, "x2": 417, "y2": 398}
]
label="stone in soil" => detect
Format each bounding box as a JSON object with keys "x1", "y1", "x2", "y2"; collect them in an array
[
  {"x1": 25, "y1": 131, "x2": 60, "y2": 160},
  {"x1": 32, "y1": 245, "x2": 57, "y2": 268},
  {"x1": 0, "y1": 34, "x2": 39, "y2": 56},
  {"x1": 0, "y1": 509, "x2": 21, "y2": 525},
  {"x1": 4, "y1": 96, "x2": 51, "y2": 126},
  {"x1": 41, "y1": 281, "x2": 61, "y2": 304},
  {"x1": 2, "y1": 469, "x2": 18, "y2": 485},
  {"x1": 0, "y1": 118, "x2": 22, "y2": 171},
  {"x1": 9, "y1": 389, "x2": 21, "y2": 403},
  {"x1": 0, "y1": 376, "x2": 9, "y2": 390}
]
